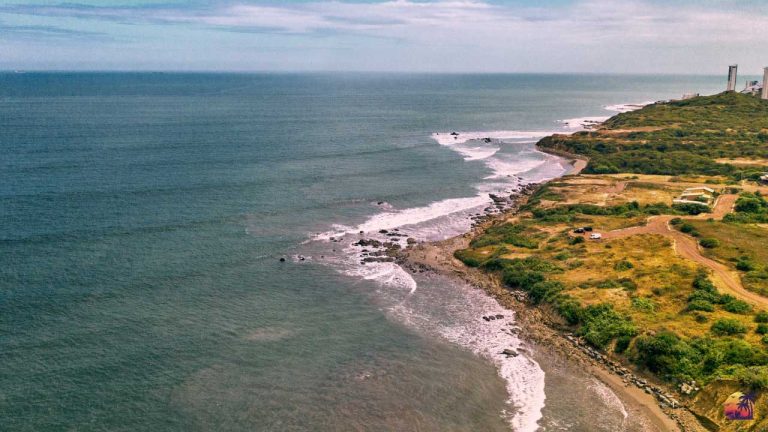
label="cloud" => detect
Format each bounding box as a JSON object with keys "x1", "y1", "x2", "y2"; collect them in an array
[
  {"x1": 4, "y1": 0, "x2": 767, "y2": 43},
  {"x1": 0, "y1": 22, "x2": 108, "y2": 40},
  {"x1": 2, "y1": 0, "x2": 768, "y2": 72}
]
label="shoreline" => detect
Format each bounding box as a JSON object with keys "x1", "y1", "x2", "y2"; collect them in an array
[{"x1": 399, "y1": 149, "x2": 701, "y2": 431}]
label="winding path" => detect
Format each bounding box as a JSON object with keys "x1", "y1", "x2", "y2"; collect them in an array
[{"x1": 600, "y1": 195, "x2": 768, "y2": 308}]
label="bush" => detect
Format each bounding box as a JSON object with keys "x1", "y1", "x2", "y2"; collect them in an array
[
  {"x1": 569, "y1": 236, "x2": 585, "y2": 245},
  {"x1": 502, "y1": 269, "x2": 545, "y2": 289},
  {"x1": 693, "y1": 312, "x2": 709, "y2": 323},
  {"x1": 756, "y1": 324, "x2": 768, "y2": 335},
  {"x1": 614, "y1": 260, "x2": 634, "y2": 271},
  {"x1": 631, "y1": 297, "x2": 656, "y2": 313},
  {"x1": 632, "y1": 331, "x2": 697, "y2": 379},
  {"x1": 755, "y1": 311, "x2": 768, "y2": 323},
  {"x1": 555, "y1": 296, "x2": 582, "y2": 325},
  {"x1": 736, "y1": 366, "x2": 768, "y2": 389},
  {"x1": 711, "y1": 318, "x2": 748, "y2": 336},
  {"x1": 674, "y1": 203, "x2": 710, "y2": 215},
  {"x1": 737, "y1": 258, "x2": 756, "y2": 272},
  {"x1": 678, "y1": 222, "x2": 698, "y2": 235},
  {"x1": 699, "y1": 238, "x2": 720, "y2": 248},
  {"x1": 615, "y1": 335, "x2": 633, "y2": 354},
  {"x1": 577, "y1": 303, "x2": 637, "y2": 348},
  {"x1": 528, "y1": 280, "x2": 565, "y2": 304},
  {"x1": 686, "y1": 300, "x2": 715, "y2": 312},
  {"x1": 722, "y1": 298, "x2": 752, "y2": 314}
]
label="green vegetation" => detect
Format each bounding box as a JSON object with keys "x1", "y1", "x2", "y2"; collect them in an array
[
  {"x1": 528, "y1": 201, "x2": 678, "y2": 222},
  {"x1": 711, "y1": 318, "x2": 748, "y2": 336},
  {"x1": 724, "y1": 192, "x2": 768, "y2": 223},
  {"x1": 537, "y1": 92, "x2": 768, "y2": 179},
  {"x1": 469, "y1": 223, "x2": 544, "y2": 249},
  {"x1": 452, "y1": 93, "x2": 768, "y2": 397},
  {"x1": 686, "y1": 219, "x2": 768, "y2": 296}
]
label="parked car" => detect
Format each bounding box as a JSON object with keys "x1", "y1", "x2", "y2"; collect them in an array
[
  {"x1": 574, "y1": 228, "x2": 585, "y2": 233},
  {"x1": 583, "y1": 226, "x2": 593, "y2": 232},
  {"x1": 590, "y1": 233, "x2": 602, "y2": 240}
]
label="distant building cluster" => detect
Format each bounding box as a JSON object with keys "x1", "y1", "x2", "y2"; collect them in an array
[{"x1": 726, "y1": 64, "x2": 768, "y2": 100}]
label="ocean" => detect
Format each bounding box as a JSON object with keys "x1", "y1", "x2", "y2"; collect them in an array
[{"x1": 0, "y1": 73, "x2": 728, "y2": 431}]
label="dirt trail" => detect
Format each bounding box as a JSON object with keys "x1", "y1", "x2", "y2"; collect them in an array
[{"x1": 602, "y1": 195, "x2": 768, "y2": 308}]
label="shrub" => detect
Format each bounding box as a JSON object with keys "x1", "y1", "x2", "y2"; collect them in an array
[
  {"x1": 670, "y1": 217, "x2": 683, "y2": 226},
  {"x1": 736, "y1": 258, "x2": 756, "y2": 272},
  {"x1": 693, "y1": 271, "x2": 717, "y2": 292},
  {"x1": 711, "y1": 318, "x2": 748, "y2": 336},
  {"x1": 631, "y1": 297, "x2": 656, "y2": 313},
  {"x1": 632, "y1": 331, "x2": 697, "y2": 378},
  {"x1": 755, "y1": 311, "x2": 768, "y2": 323},
  {"x1": 502, "y1": 269, "x2": 545, "y2": 289},
  {"x1": 615, "y1": 335, "x2": 633, "y2": 354},
  {"x1": 737, "y1": 366, "x2": 768, "y2": 389},
  {"x1": 577, "y1": 303, "x2": 637, "y2": 348},
  {"x1": 554, "y1": 252, "x2": 571, "y2": 261},
  {"x1": 699, "y1": 238, "x2": 720, "y2": 248},
  {"x1": 693, "y1": 312, "x2": 709, "y2": 323},
  {"x1": 555, "y1": 296, "x2": 582, "y2": 325},
  {"x1": 686, "y1": 300, "x2": 715, "y2": 312},
  {"x1": 614, "y1": 260, "x2": 634, "y2": 271},
  {"x1": 569, "y1": 236, "x2": 585, "y2": 245},
  {"x1": 528, "y1": 281, "x2": 565, "y2": 304},
  {"x1": 674, "y1": 203, "x2": 710, "y2": 215},
  {"x1": 757, "y1": 324, "x2": 768, "y2": 335},
  {"x1": 722, "y1": 299, "x2": 752, "y2": 314}
]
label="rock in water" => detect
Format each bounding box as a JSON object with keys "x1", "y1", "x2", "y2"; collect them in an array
[{"x1": 502, "y1": 348, "x2": 519, "y2": 357}]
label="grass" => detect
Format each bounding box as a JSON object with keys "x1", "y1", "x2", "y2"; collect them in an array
[
  {"x1": 687, "y1": 220, "x2": 768, "y2": 296},
  {"x1": 538, "y1": 92, "x2": 768, "y2": 179}
]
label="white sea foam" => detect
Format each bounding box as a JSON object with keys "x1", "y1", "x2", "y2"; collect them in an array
[
  {"x1": 432, "y1": 130, "x2": 552, "y2": 146},
  {"x1": 559, "y1": 116, "x2": 610, "y2": 130},
  {"x1": 308, "y1": 120, "x2": 624, "y2": 430},
  {"x1": 382, "y1": 274, "x2": 546, "y2": 432},
  {"x1": 589, "y1": 378, "x2": 629, "y2": 420},
  {"x1": 604, "y1": 101, "x2": 654, "y2": 113}
]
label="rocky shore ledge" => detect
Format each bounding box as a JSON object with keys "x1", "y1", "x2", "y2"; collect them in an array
[{"x1": 392, "y1": 180, "x2": 708, "y2": 432}]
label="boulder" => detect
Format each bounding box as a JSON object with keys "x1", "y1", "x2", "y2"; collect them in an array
[{"x1": 502, "y1": 348, "x2": 519, "y2": 357}]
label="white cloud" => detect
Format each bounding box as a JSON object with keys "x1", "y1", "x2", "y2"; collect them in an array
[{"x1": 3, "y1": 0, "x2": 768, "y2": 72}]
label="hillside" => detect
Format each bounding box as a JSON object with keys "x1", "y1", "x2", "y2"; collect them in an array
[{"x1": 539, "y1": 92, "x2": 768, "y2": 178}]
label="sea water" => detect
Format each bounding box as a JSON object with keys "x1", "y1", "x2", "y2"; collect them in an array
[{"x1": 0, "y1": 73, "x2": 729, "y2": 431}]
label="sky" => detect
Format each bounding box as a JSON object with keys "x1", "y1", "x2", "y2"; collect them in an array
[{"x1": 1, "y1": 0, "x2": 767, "y2": 73}]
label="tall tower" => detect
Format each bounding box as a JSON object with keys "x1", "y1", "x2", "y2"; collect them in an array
[
  {"x1": 762, "y1": 67, "x2": 768, "y2": 100},
  {"x1": 727, "y1": 65, "x2": 738, "y2": 92}
]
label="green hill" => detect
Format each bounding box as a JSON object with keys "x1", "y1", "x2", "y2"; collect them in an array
[{"x1": 538, "y1": 92, "x2": 768, "y2": 178}]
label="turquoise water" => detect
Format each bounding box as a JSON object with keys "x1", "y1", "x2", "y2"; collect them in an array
[{"x1": 1, "y1": 73, "x2": 727, "y2": 431}]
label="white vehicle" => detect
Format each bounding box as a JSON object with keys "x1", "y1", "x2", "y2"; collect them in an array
[{"x1": 589, "y1": 233, "x2": 602, "y2": 240}]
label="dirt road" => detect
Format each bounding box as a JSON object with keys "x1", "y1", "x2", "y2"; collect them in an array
[{"x1": 601, "y1": 194, "x2": 768, "y2": 308}]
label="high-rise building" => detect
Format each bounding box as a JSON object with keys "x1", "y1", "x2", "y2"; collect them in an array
[
  {"x1": 727, "y1": 65, "x2": 738, "y2": 91},
  {"x1": 762, "y1": 67, "x2": 768, "y2": 100}
]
